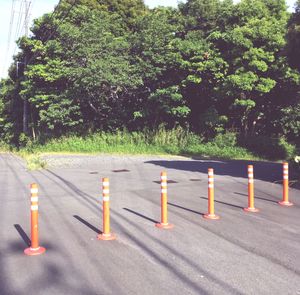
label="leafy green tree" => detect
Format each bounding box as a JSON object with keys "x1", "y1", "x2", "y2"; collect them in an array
[
  {"x1": 130, "y1": 7, "x2": 190, "y2": 128},
  {"x1": 9, "y1": 1, "x2": 146, "y2": 138},
  {"x1": 208, "y1": 0, "x2": 294, "y2": 136},
  {"x1": 0, "y1": 0, "x2": 299, "y2": 151},
  {"x1": 175, "y1": 30, "x2": 228, "y2": 135},
  {"x1": 59, "y1": 6, "x2": 142, "y2": 131},
  {"x1": 287, "y1": 0, "x2": 300, "y2": 71}
]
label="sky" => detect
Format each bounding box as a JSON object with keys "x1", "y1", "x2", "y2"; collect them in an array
[{"x1": 0, "y1": 0, "x2": 297, "y2": 79}]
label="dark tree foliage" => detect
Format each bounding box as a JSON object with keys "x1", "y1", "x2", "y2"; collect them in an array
[
  {"x1": 287, "y1": 0, "x2": 300, "y2": 71},
  {"x1": 0, "y1": 0, "x2": 299, "y2": 148}
]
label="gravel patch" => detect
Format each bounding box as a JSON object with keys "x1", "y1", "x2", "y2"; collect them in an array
[{"x1": 41, "y1": 153, "x2": 188, "y2": 169}]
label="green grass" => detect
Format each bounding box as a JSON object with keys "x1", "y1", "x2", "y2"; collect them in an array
[
  {"x1": 20, "y1": 128, "x2": 260, "y2": 161},
  {"x1": 23, "y1": 154, "x2": 47, "y2": 170},
  {"x1": 0, "y1": 141, "x2": 11, "y2": 152}
]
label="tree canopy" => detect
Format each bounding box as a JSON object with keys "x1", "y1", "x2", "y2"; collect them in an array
[{"x1": 0, "y1": 0, "x2": 299, "y2": 149}]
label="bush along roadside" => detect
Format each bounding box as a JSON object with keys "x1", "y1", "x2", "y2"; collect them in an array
[
  {"x1": 239, "y1": 135, "x2": 297, "y2": 160},
  {"x1": 16, "y1": 129, "x2": 258, "y2": 161},
  {"x1": 12, "y1": 129, "x2": 299, "y2": 171}
]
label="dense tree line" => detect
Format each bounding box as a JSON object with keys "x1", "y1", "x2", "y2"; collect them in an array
[{"x1": 0, "y1": 0, "x2": 299, "y2": 151}]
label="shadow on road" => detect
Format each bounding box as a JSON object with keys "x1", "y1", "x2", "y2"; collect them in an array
[
  {"x1": 145, "y1": 159, "x2": 298, "y2": 186},
  {"x1": 234, "y1": 192, "x2": 278, "y2": 204},
  {"x1": 115, "y1": 210, "x2": 243, "y2": 295},
  {"x1": 168, "y1": 202, "x2": 205, "y2": 216},
  {"x1": 73, "y1": 215, "x2": 101, "y2": 234},
  {"x1": 200, "y1": 197, "x2": 244, "y2": 210},
  {"x1": 123, "y1": 208, "x2": 158, "y2": 224},
  {"x1": 14, "y1": 224, "x2": 31, "y2": 246}
]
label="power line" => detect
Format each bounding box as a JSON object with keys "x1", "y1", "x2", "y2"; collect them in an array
[
  {"x1": 1, "y1": 0, "x2": 76, "y2": 78},
  {"x1": 7, "y1": 1, "x2": 16, "y2": 57},
  {"x1": 22, "y1": 0, "x2": 32, "y2": 134},
  {"x1": 2, "y1": 0, "x2": 17, "y2": 77},
  {"x1": 2, "y1": 0, "x2": 35, "y2": 78},
  {"x1": 24, "y1": 0, "x2": 31, "y2": 37},
  {"x1": 13, "y1": 0, "x2": 25, "y2": 56}
]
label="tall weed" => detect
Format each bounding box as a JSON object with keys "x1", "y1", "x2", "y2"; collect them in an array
[{"x1": 20, "y1": 127, "x2": 258, "y2": 160}]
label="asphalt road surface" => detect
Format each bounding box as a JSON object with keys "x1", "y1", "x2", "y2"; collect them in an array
[{"x1": 0, "y1": 153, "x2": 299, "y2": 295}]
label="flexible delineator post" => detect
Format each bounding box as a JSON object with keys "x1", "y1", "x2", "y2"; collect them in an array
[
  {"x1": 156, "y1": 172, "x2": 174, "y2": 229},
  {"x1": 98, "y1": 178, "x2": 116, "y2": 240},
  {"x1": 24, "y1": 183, "x2": 46, "y2": 256},
  {"x1": 244, "y1": 165, "x2": 259, "y2": 213},
  {"x1": 204, "y1": 169, "x2": 220, "y2": 220},
  {"x1": 278, "y1": 162, "x2": 293, "y2": 207}
]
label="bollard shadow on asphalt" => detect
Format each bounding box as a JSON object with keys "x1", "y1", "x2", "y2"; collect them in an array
[
  {"x1": 37, "y1": 173, "x2": 232, "y2": 293},
  {"x1": 153, "y1": 180, "x2": 178, "y2": 184},
  {"x1": 145, "y1": 159, "x2": 298, "y2": 185},
  {"x1": 167, "y1": 202, "x2": 205, "y2": 216},
  {"x1": 73, "y1": 215, "x2": 101, "y2": 234},
  {"x1": 123, "y1": 208, "x2": 158, "y2": 224},
  {"x1": 115, "y1": 210, "x2": 243, "y2": 295},
  {"x1": 200, "y1": 197, "x2": 244, "y2": 210},
  {"x1": 233, "y1": 192, "x2": 278, "y2": 204},
  {"x1": 12, "y1": 224, "x2": 55, "y2": 254},
  {"x1": 14, "y1": 224, "x2": 31, "y2": 246}
]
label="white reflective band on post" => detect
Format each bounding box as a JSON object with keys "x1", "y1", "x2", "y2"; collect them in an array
[
  {"x1": 248, "y1": 173, "x2": 254, "y2": 178},
  {"x1": 208, "y1": 184, "x2": 214, "y2": 188},
  {"x1": 161, "y1": 189, "x2": 167, "y2": 194},
  {"x1": 208, "y1": 178, "x2": 214, "y2": 183},
  {"x1": 161, "y1": 182, "x2": 167, "y2": 187},
  {"x1": 248, "y1": 167, "x2": 253, "y2": 172},
  {"x1": 31, "y1": 205, "x2": 38, "y2": 211},
  {"x1": 283, "y1": 171, "x2": 288, "y2": 175},
  {"x1": 248, "y1": 179, "x2": 254, "y2": 184},
  {"x1": 283, "y1": 176, "x2": 288, "y2": 180},
  {"x1": 31, "y1": 188, "x2": 38, "y2": 194},
  {"x1": 283, "y1": 165, "x2": 288, "y2": 169},
  {"x1": 103, "y1": 189, "x2": 109, "y2": 194},
  {"x1": 102, "y1": 182, "x2": 109, "y2": 187},
  {"x1": 31, "y1": 197, "x2": 38, "y2": 202},
  {"x1": 208, "y1": 171, "x2": 214, "y2": 176},
  {"x1": 103, "y1": 196, "x2": 110, "y2": 202},
  {"x1": 161, "y1": 175, "x2": 167, "y2": 180}
]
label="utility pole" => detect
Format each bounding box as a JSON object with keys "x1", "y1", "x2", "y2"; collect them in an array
[{"x1": 23, "y1": 0, "x2": 31, "y2": 134}]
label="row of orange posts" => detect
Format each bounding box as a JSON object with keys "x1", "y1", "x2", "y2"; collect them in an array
[{"x1": 24, "y1": 162, "x2": 294, "y2": 256}]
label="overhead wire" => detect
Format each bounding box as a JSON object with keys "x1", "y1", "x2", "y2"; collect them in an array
[
  {"x1": 13, "y1": 0, "x2": 26, "y2": 57},
  {"x1": 2, "y1": 0, "x2": 17, "y2": 77},
  {"x1": 2, "y1": 0, "x2": 77, "y2": 77},
  {"x1": 23, "y1": 0, "x2": 32, "y2": 35},
  {"x1": 6, "y1": 0, "x2": 16, "y2": 58},
  {"x1": 14, "y1": 1, "x2": 35, "y2": 56},
  {"x1": 14, "y1": 0, "x2": 25, "y2": 40}
]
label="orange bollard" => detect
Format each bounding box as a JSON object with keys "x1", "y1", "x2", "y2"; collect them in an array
[
  {"x1": 24, "y1": 183, "x2": 46, "y2": 256},
  {"x1": 278, "y1": 162, "x2": 293, "y2": 207},
  {"x1": 98, "y1": 178, "x2": 116, "y2": 240},
  {"x1": 244, "y1": 165, "x2": 259, "y2": 213},
  {"x1": 204, "y1": 168, "x2": 220, "y2": 220},
  {"x1": 155, "y1": 172, "x2": 174, "y2": 229}
]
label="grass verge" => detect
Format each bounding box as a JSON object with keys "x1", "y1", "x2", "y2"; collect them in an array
[
  {"x1": 17, "y1": 151, "x2": 47, "y2": 170},
  {"x1": 16, "y1": 128, "x2": 261, "y2": 170}
]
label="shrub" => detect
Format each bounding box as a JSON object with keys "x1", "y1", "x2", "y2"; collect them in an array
[
  {"x1": 240, "y1": 135, "x2": 296, "y2": 160},
  {"x1": 213, "y1": 132, "x2": 237, "y2": 148}
]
